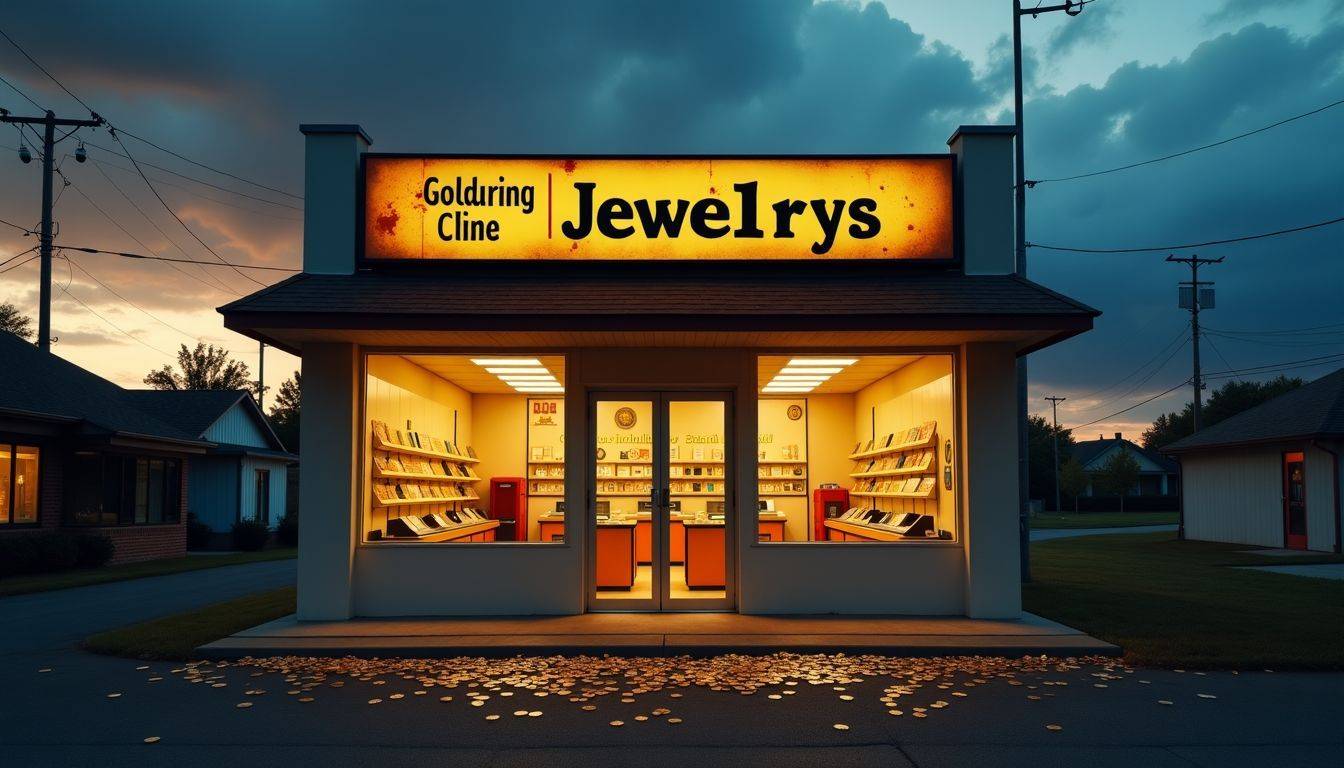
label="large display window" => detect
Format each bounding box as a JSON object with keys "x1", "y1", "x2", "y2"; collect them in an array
[
  {"x1": 756, "y1": 354, "x2": 958, "y2": 543},
  {"x1": 363, "y1": 354, "x2": 566, "y2": 544}
]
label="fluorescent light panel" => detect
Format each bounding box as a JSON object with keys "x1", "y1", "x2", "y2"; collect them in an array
[
  {"x1": 780, "y1": 366, "x2": 844, "y2": 375},
  {"x1": 787, "y1": 358, "x2": 857, "y2": 367},
  {"x1": 472, "y1": 358, "x2": 543, "y2": 367},
  {"x1": 514, "y1": 386, "x2": 564, "y2": 393},
  {"x1": 770, "y1": 375, "x2": 829, "y2": 383},
  {"x1": 498, "y1": 374, "x2": 557, "y2": 382}
]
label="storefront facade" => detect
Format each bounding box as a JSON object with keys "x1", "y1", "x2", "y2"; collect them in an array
[{"x1": 221, "y1": 124, "x2": 1096, "y2": 621}]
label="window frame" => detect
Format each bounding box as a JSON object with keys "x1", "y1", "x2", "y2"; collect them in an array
[
  {"x1": 255, "y1": 468, "x2": 271, "y2": 526},
  {"x1": 0, "y1": 440, "x2": 42, "y2": 528},
  {"x1": 64, "y1": 452, "x2": 183, "y2": 527}
]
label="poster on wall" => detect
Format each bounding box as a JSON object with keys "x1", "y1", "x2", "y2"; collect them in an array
[{"x1": 362, "y1": 156, "x2": 954, "y2": 263}]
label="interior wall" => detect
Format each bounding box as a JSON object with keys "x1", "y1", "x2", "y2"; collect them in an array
[
  {"x1": 471, "y1": 393, "x2": 528, "y2": 524},
  {"x1": 758, "y1": 397, "x2": 810, "y2": 539},
  {"x1": 524, "y1": 396, "x2": 566, "y2": 541},
  {"x1": 852, "y1": 356, "x2": 956, "y2": 537},
  {"x1": 669, "y1": 399, "x2": 728, "y2": 516},
  {"x1": 804, "y1": 394, "x2": 857, "y2": 538},
  {"x1": 364, "y1": 355, "x2": 474, "y2": 537}
]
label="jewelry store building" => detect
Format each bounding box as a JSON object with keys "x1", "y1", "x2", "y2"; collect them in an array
[{"x1": 220, "y1": 124, "x2": 1096, "y2": 620}]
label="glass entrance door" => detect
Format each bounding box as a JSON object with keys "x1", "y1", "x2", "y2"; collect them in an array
[
  {"x1": 589, "y1": 392, "x2": 734, "y2": 611},
  {"x1": 1283, "y1": 451, "x2": 1308, "y2": 550}
]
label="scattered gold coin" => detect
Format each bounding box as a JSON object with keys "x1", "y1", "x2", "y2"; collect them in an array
[
  {"x1": 1197, "y1": 693, "x2": 1217, "y2": 699},
  {"x1": 236, "y1": 702, "x2": 252, "y2": 709},
  {"x1": 143, "y1": 736, "x2": 160, "y2": 744},
  {"x1": 839, "y1": 694, "x2": 853, "y2": 701},
  {"x1": 1158, "y1": 700, "x2": 1173, "y2": 706},
  {"x1": 299, "y1": 697, "x2": 314, "y2": 702},
  {"x1": 667, "y1": 717, "x2": 683, "y2": 724},
  {"x1": 367, "y1": 699, "x2": 382, "y2": 705},
  {"x1": 1046, "y1": 724, "x2": 1063, "y2": 732},
  {"x1": 582, "y1": 705, "x2": 597, "y2": 711},
  {"x1": 610, "y1": 720, "x2": 624, "y2": 727},
  {"x1": 833, "y1": 723, "x2": 850, "y2": 731},
  {"x1": 513, "y1": 710, "x2": 528, "y2": 716},
  {"x1": 634, "y1": 715, "x2": 649, "y2": 721},
  {"x1": 485, "y1": 714, "x2": 500, "y2": 721},
  {"x1": 528, "y1": 711, "x2": 542, "y2": 717},
  {"x1": 889, "y1": 709, "x2": 903, "y2": 716},
  {"x1": 107, "y1": 693, "x2": 122, "y2": 699},
  {"x1": 439, "y1": 696, "x2": 453, "y2": 702},
  {"x1": 389, "y1": 694, "x2": 404, "y2": 700}
]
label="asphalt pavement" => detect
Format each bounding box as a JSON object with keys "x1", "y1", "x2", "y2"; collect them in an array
[
  {"x1": 0, "y1": 648, "x2": 1339, "y2": 767},
  {"x1": 1030, "y1": 524, "x2": 1178, "y2": 542},
  {"x1": 0, "y1": 558, "x2": 296, "y2": 655}
]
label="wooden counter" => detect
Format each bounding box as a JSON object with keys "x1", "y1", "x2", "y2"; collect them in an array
[
  {"x1": 682, "y1": 521, "x2": 726, "y2": 589},
  {"x1": 383, "y1": 519, "x2": 499, "y2": 543},
  {"x1": 823, "y1": 519, "x2": 903, "y2": 542},
  {"x1": 536, "y1": 516, "x2": 566, "y2": 543},
  {"x1": 757, "y1": 518, "x2": 786, "y2": 542},
  {"x1": 595, "y1": 522, "x2": 637, "y2": 589}
]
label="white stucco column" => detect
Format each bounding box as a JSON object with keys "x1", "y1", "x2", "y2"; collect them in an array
[
  {"x1": 961, "y1": 342, "x2": 1023, "y2": 618},
  {"x1": 299, "y1": 124, "x2": 371, "y2": 275},
  {"x1": 297, "y1": 342, "x2": 360, "y2": 620},
  {"x1": 947, "y1": 125, "x2": 1015, "y2": 276}
]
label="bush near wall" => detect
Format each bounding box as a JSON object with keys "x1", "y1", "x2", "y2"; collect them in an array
[
  {"x1": 231, "y1": 520, "x2": 270, "y2": 551},
  {"x1": 1073, "y1": 495, "x2": 1180, "y2": 513},
  {"x1": 0, "y1": 533, "x2": 116, "y2": 578},
  {"x1": 275, "y1": 513, "x2": 298, "y2": 548},
  {"x1": 186, "y1": 513, "x2": 213, "y2": 550}
]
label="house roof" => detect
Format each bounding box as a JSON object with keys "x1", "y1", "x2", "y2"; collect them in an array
[
  {"x1": 123, "y1": 389, "x2": 294, "y2": 455},
  {"x1": 1072, "y1": 436, "x2": 1178, "y2": 473},
  {"x1": 219, "y1": 269, "x2": 1099, "y2": 325},
  {"x1": 1163, "y1": 368, "x2": 1344, "y2": 453},
  {"x1": 0, "y1": 333, "x2": 208, "y2": 448}
]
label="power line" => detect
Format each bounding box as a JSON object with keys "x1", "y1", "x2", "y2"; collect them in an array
[
  {"x1": 81, "y1": 153, "x2": 303, "y2": 221},
  {"x1": 1028, "y1": 97, "x2": 1344, "y2": 185},
  {"x1": 0, "y1": 71, "x2": 44, "y2": 111},
  {"x1": 1201, "y1": 353, "x2": 1344, "y2": 379},
  {"x1": 82, "y1": 141, "x2": 303, "y2": 211},
  {"x1": 0, "y1": 251, "x2": 39, "y2": 273},
  {"x1": 1073, "y1": 333, "x2": 1189, "y2": 416},
  {"x1": 59, "y1": 175, "x2": 241, "y2": 297},
  {"x1": 1066, "y1": 326, "x2": 1188, "y2": 406},
  {"x1": 1204, "y1": 331, "x2": 1344, "y2": 349},
  {"x1": 1068, "y1": 378, "x2": 1190, "y2": 431},
  {"x1": 86, "y1": 157, "x2": 241, "y2": 296},
  {"x1": 0, "y1": 216, "x2": 35, "y2": 234},
  {"x1": 116, "y1": 128, "x2": 302, "y2": 201},
  {"x1": 0, "y1": 245, "x2": 38, "y2": 269},
  {"x1": 63, "y1": 253, "x2": 201, "y2": 343},
  {"x1": 1028, "y1": 214, "x2": 1344, "y2": 254},
  {"x1": 55, "y1": 282, "x2": 174, "y2": 358},
  {"x1": 0, "y1": 26, "x2": 98, "y2": 115},
  {"x1": 1204, "y1": 321, "x2": 1344, "y2": 336},
  {"x1": 54, "y1": 243, "x2": 299, "y2": 272}
]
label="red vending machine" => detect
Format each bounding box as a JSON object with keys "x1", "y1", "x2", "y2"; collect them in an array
[
  {"x1": 488, "y1": 477, "x2": 527, "y2": 542},
  {"x1": 813, "y1": 487, "x2": 850, "y2": 542}
]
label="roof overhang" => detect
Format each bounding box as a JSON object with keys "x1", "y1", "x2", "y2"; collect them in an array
[{"x1": 1164, "y1": 433, "x2": 1344, "y2": 455}]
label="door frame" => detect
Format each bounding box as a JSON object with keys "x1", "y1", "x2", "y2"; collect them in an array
[
  {"x1": 585, "y1": 389, "x2": 736, "y2": 612},
  {"x1": 1282, "y1": 450, "x2": 1308, "y2": 550}
]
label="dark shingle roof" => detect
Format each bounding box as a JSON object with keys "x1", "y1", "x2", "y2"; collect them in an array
[
  {"x1": 121, "y1": 390, "x2": 250, "y2": 438},
  {"x1": 1163, "y1": 368, "x2": 1344, "y2": 453},
  {"x1": 0, "y1": 333, "x2": 205, "y2": 445},
  {"x1": 218, "y1": 269, "x2": 1098, "y2": 325},
  {"x1": 1072, "y1": 436, "x2": 1178, "y2": 473}
]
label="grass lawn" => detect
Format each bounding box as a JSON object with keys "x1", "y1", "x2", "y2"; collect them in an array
[
  {"x1": 1024, "y1": 532, "x2": 1344, "y2": 669},
  {"x1": 1030, "y1": 511, "x2": 1177, "y2": 529},
  {"x1": 83, "y1": 587, "x2": 296, "y2": 660},
  {"x1": 0, "y1": 548, "x2": 296, "y2": 598}
]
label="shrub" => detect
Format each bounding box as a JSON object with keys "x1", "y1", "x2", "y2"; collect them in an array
[
  {"x1": 231, "y1": 519, "x2": 270, "y2": 551},
  {"x1": 275, "y1": 513, "x2": 298, "y2": 548},
  {"x1": 0, "y1": 532, "x2": 113, "y2": 578},
  {"x1": 186, "y1": 513, "x2": 213, "y2": 550},
  {"x1": 73, "y1": 534, "x2": 115, "y2": 568}
]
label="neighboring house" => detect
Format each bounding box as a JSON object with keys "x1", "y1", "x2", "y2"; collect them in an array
[
  {"x1": 1164, "y1": 368, "x2": 1343, "y2": 553},
  {"x1": 0, "y1": 333, "x2": 209, "y2": 564},
  {"x1": 124, "y1": 390, "x2": 296, "y2": 543},
  {"x1": 1073, "y1": 432, "x2": 1180, "y2": 497}
]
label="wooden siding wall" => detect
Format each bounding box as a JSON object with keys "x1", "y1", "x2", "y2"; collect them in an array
[
  {"x1": 1182, "y1": 443, "x2": 1340, "y2": 552},
  {"x1": 204, "y1": 402, "x2": 271, "y2": 448},
  {"x1": 239, "y1": 456, "x2": 290, "y2": 528},
  {"x1": 187, "y1": 456, "x2": 239, "y2": 531}
]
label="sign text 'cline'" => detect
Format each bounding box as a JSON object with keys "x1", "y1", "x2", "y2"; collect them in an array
[{"x1": 363, "y1": 157, "x2": 953, "y2": 261}]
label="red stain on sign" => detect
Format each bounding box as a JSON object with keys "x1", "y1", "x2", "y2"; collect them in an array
[
  {"x1": 374, "y1": 202, "x2": 399, "y2": 236},
  {"x1": 562, "y1": 159, "x2": 578, "y2": 174}
]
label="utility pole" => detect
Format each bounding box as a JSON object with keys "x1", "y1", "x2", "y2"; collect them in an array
[
  {"x1": 1167, "y1": 254, "x2": 1222, "y2": 432},
  {"x1": 1045, "y1": 396, "x2": 1066, "y2": 512},
  {"x1": 1012, "y1": 0, "x2": 1088, "y2": 581},
  {"x1": 258, "y1": 341, "x2": 266, "y2": 409},
  {"x1": 0, "y1": 108, "x2": 104, "y2": 352}
]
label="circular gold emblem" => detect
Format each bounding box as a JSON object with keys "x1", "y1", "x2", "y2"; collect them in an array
[
  {"x1": 595, "y1": 447, "x2": 606, "y2": 460},
  {"x1": 614, "y1": 407, "x2": 638, "y2": 430},
  {"x1": 786, "y1": 404, "x2": 803, "y2": 421}
]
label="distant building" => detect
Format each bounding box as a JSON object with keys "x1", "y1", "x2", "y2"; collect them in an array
[
  {"x1": 0, "y1": 333, "x2": 207, "y2": 563},
  {"x1": 1073, "y1": 433, "x2": 1180, "y2": 498},
  {"x1": 123, "y1": 390, "x2": 296, "y2": 544},
  {"x1": 1164, "y1": 368, "x2": 1343, "y2": 552}
]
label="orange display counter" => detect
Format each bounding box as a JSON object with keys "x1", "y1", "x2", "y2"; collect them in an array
[
  {"x1": 757, "y1": 517, "x2": 786, "y2": 543},
  {"x1": 537, "y1": 517, "x2": 566, "y2": 543},
  {"x1": 683, "y1": 521, "x2": 726, "y2": 589},
  {"x1": 595, "y1": 522, "x2": 637, "y2": 589}
]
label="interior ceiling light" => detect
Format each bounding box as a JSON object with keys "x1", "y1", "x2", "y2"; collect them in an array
[
  {"x1": 514, "y1": 385, "x2": 565, "y2": 393},
  {"x1": 498, "y1": 374, "x2": 558, "y2": 382},
  {"x1": 770, "y1": 375, "x2": 830, "y2": 383},
  {"x1": 787, "y1": 358, "x2": 857, "y2": 367},
  {"x1": 779, "y1": 366, "x2": 843, "y2": 375},
  {"x1": 485, "y1": 366, "x2": 552, "y2": 376},
  {"x1": 471, "y1": 358, "x2": 543, "y2": 367}
]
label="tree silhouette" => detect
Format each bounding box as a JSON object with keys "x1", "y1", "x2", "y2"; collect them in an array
[
  {"x1": 0, "y1": 301, "x2": 33, "y2": 341},
  {"x1": 269, "y1": 371, "x2": 301, "y2": 452},
  {"x1": 144, "y1": 343, "x2": 258, "y2": 394}
]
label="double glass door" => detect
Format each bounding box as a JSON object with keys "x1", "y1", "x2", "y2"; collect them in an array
[{"x1": 589, "y1": 392, "x2": 734, "y2": 611}]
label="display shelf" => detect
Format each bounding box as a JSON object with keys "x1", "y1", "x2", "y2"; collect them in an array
[
  {"x1": 373, "y1": 435, "x2": 480, "y2": 464},
  {"x1": 849, "y1": 465, "x2": 931, "y2": 479},
  {"x1": 670, "y1": 459, "x2": 725, "y2": 465},
  {"x1": 847, "y1": 434, "x2": 935, "y2": 460},
  {"x1": 529, "y1": 492, "x2": 564, "y2": 498},
  {"x1": 526, "y1": 474, "x2": 564, "y2": 481},
  {"x1": 670, "y1": 491, "x2": 726, "y2": 497},
  {"x1": 375, "y1": 468, "x2": 481, "y2": 482},
  {"x1": 757, "y1": 459, "x2": 808, "y2": 465},
  {"x1": 374, "y1": 494, "x2": 479, "y2": 507},
  {"x1": 527, "y1": 459, "x2": 566, "y2": 465},
  {"x1": 596, "y1": 460, "x2": 652, "y2": 465},
  {"x1": 596, "y1": 492, "x2": 653, "y2": 497},
  {"x1": 850, "y1": 489, "x2": 938, "y2": 500},
  {"x1": 759, "y1": 491, "x2": 808, "y2": 497}
]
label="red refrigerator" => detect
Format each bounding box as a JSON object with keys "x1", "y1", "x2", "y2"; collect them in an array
[
  {"x1": 813, "y1": 487, "x2": 850, "y2": 542},
  {"x1": 489, "y1": 477, "x2": 527, "y2": 542}
]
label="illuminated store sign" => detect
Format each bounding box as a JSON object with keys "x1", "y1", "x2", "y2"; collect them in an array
[{"x1": 362, "y1": 156, "x2": 954, "y2": 261}]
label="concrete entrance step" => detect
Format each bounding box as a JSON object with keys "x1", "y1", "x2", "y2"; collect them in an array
[{"x1": 197, "y1": 612, "x2": 1120, "y2": 659}]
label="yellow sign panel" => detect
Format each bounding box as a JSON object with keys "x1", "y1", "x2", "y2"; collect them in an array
[{"x1": 362, "y1": 156, "x2": 953, "y2": 261}]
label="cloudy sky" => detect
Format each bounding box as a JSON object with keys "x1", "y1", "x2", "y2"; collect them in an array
[{"x1": 2, "y1": 0, "x2": 1341, "y2": 438}]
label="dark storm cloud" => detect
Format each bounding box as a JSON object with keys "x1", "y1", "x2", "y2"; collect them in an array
[
  {"x1": 1206, "y1": 0, "x2": 1343, "y2": 23},
  {"x1": 2, "y1": 1, "x2": 1341, "y2": 422}
]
